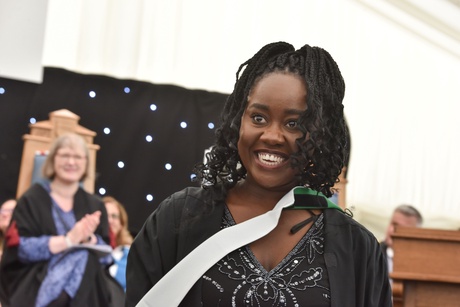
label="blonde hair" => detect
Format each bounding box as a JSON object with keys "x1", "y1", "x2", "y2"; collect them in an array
[
  {"x1": 42, "y1": 133, "x2": 90, "y2": 181},
  {"x1": 103, "y1": 196, "x2": 133, "y2": 246}
]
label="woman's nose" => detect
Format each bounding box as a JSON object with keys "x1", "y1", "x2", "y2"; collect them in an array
[{"x1": 260, "y1": 124, "x2": 284, "y2": 144}]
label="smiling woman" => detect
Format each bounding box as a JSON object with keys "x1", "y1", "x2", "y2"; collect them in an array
[{"x1": 125, "y1": 42, "x2": 392, "y2": 307}]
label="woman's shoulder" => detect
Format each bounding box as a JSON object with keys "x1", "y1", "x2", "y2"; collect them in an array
[
  {"x1": 325, "y1": 209, "x2": 378, "y2": 242},
  {"x1": 160, "y1": 186, "x2": 219, "y2": 208},
  {"x1": 21, "y1": 183, "x2": 47, "y2": 197},
  {"x1": 73, "y1": 187, "x2": 105, "y2": 214},
  {"x1": 17, "y1": 183, "x2": 49, "y2": 206},
  {"x1": 152, "y1": 186, "x2": 224, "y2": 224},
  {"x1": 76, "y1": 187, "x2": 103, "y2": 202}
]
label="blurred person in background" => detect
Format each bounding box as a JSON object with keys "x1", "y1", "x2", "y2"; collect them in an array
[
  {"x1": 381, "y1": 204, "x2": 423, "y2": 274},
  {"x1": 0, "y1": 198, "x2": 16, "y2": 260},
  {"x1": 104, "y1": 196, "x2": 133, "y2": 291},
  {"x1": 0, "y1": 133, "x2": 122, "y2": 307}
]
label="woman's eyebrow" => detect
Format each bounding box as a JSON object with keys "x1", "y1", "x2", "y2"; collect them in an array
[
  {"x1": 247, "y1": 102, "x2": 269, "y2": 111},
  {"x1": 248, "y1": 102, "x2": 304, "y2": 115}
]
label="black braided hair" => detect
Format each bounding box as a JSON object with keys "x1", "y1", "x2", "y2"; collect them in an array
[{"x1": 193, "y1": 42, "x2": 348, "y2": 197}]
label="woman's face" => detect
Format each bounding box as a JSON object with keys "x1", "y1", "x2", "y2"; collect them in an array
[
  {"x1": 105, "y1": 201, "x2": 122, "y2": 236},
  {"x1": 53, "y1": 144, "x2": 87, "y2": 184},
  {"x1": 237, "y1": 72, "x2": 307, "y2": 191},
  {"x1": 0, "y1": 199, "x2": 16, "y2": 232}
]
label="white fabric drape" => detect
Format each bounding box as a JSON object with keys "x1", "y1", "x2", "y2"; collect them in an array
[{"x1": 41, "y1": 0, "x2": 460, "y2": 239}]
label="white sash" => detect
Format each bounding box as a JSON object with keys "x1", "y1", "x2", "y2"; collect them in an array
[{"x1": 135, "y1": 187, "x2": 298, "y2": 307}]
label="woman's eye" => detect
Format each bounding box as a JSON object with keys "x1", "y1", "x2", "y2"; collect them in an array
[
  {"x1": 251, "y1": 115, "x2": 266, "y2": 124},
  {"x1": 286, "y1": 120, "x2": 298, "y2": 128}
]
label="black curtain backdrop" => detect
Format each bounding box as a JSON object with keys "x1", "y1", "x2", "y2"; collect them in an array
[{"x1": 0, "y1": 67, "x2": 228, "y2": 235}]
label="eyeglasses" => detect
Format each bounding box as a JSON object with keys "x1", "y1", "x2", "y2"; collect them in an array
[
  {"x1": 0, "y1": 209, "x2": 13, "y2": 214},
  {"x1": 56, "y1": 153, "x2": 86, "y2": 161},
  {"x1": 108, "y1": 213, "x2": 120, "y2": 220}
]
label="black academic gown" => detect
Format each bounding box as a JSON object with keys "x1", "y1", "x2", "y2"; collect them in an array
[
  {"x1": 126, "y1": 187, "x2": 392, "y2": 307},
  {"x1": 0, "y1": 183, "x2": 124, "y2": 307}
]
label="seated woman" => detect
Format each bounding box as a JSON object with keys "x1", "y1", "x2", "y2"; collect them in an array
[
  {"x1": 0, "y1": 133, "x2": 121, "y2": 307},
  {"x1": 104, "y1": 196, "x2": 133, "y2": 291}
]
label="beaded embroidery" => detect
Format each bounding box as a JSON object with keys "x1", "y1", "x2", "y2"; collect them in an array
[{"x1": 202, "y1": 207, "x2": 330, "y2": 306}]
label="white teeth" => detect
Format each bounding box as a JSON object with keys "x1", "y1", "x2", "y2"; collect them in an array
[{"x1": 258, "y1": 153, "x2": 285, "y2": 165}]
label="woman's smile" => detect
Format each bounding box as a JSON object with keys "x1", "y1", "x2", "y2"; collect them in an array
[{"x1": 256, "y1": 152, "x2": 288, "y2": 167}]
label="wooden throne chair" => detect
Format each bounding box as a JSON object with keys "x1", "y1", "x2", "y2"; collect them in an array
[{"x1": 16, "y1": 109, "x2": 100, "y2": 198}]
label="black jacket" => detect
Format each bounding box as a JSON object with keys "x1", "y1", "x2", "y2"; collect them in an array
[{"x1": 126, "y1": 187, "x2": 392, "y2": 306}]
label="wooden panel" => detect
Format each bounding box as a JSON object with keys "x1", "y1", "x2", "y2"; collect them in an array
[
  {"x1": 391, "y1": 227, "x2": 460, "y2": 306},
  {"x1": 404, "y1": 281, "x2": 460, "y2": 307},
  {"x1": 392, "y1": 235, "x2": 460, "y2": 283}
]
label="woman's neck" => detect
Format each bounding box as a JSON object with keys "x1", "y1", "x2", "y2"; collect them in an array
[
  {"x1": 234, "y1": 181, "x2": 294, "y2": 206},
  {"x1": 50, "y1": 180, "x2": 79, "y2": 199},
  {"x1": 226, "y1": 181, "x2": 295, "y2": 221}
]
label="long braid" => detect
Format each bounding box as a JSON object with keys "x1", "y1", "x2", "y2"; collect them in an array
[{"x1": 296, "y1": 45, "x2": 347, "y2": 195}]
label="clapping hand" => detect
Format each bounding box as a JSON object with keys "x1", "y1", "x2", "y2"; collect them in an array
[{"x1": 67, "y1": 211, "x2": 101, "y2": 244}]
